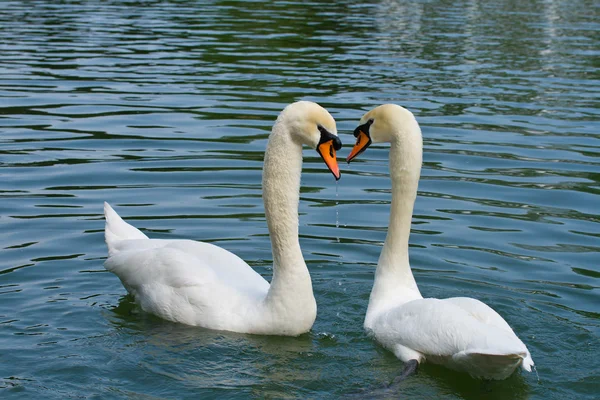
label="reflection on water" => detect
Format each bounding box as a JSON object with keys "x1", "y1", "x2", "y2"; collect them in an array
[{"x1": 1, "y1": 0, "x2": 598, "y2": 399}]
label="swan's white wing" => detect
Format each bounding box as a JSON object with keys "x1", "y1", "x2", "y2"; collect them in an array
[
  {"x1": 444, "y1": 296, "x2": 534, "y2": 372},
  {"x1": 107, "y1": 239, "x2": 268, "y2": 291},
  {"x1": 371, "y1": 298, "x2": 529, "y2": 378},
  {"x1": 105, "y1": 238, "x2": 270, "y2": 328},
  {"x1": 444, "y1": 297, "x2": 514, "y2": 333}
]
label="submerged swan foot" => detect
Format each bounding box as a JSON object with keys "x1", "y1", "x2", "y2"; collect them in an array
[
  {"x1": 389, "y1": 359, "x2": 419, "y2": 387},
  {"x1": 344, "y1": 360, "x2": 419, "y2": 398}
]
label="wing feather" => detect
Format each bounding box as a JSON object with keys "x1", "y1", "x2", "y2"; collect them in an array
[{"x1": 372, "y1": 298, "x2": 528, "y2": 361}]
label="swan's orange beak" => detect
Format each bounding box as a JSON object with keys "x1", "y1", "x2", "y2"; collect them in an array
[
  {"x1": 317, "y1": 140, "x2": 341, "y2": 181},
  {"x1": 346, "y1": 130, "x2": 371, "y2": 163}
]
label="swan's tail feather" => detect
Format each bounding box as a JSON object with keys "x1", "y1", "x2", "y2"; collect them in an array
[
  {"x1": 104, "y1": 202, "x2": 148, "y2": 254},
  {"x1": 453, "y1": 350, "x2": 530, "y2": 380},
  {"x1": 521, "y1": 352, "x2": 534, "y2": 372}
]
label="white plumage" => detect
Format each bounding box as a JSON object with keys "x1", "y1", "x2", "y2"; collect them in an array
[{"x1": 349, "y1": 104, "x2": 534, "y2": 379}]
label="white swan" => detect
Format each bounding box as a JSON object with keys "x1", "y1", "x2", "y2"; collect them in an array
[
  {"x1": 103, "y1": 101, "x2": 341, "y2": 336},
  {"x1": 347, "y1": 104, "x2": 534, "y2": 380}
]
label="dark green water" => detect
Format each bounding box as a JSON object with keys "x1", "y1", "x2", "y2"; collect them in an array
[{"x1": 1, "y1": 0, "x2": 598, "y2": 398}]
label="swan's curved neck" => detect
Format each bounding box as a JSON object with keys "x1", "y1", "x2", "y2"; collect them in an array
[
  {"x1": 366, "y1": 130, "x2": 423, "y2": 326},
  {"x1": 378, "y1": 141, "x2": 420, "y2": 279},
  {"x1": 262, "y1": 120, "x2": 314, "y2": 308}
]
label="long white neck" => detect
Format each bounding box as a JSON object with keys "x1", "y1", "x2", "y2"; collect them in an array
[
  {"x1": 365, "y1": 124, "x2": 423, "y2": 327},
  {"x1": 262, "y1": 118, "x2": 315, "y2": 321}
]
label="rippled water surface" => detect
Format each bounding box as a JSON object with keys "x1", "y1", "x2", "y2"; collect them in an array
[{"x1": 1, "y1": 0, "x2": 599, "y2": 398}]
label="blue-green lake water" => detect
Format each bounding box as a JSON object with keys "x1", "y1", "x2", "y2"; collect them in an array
[{"x1": 1, "y1": 0, "x2": 598, "y2": 398}]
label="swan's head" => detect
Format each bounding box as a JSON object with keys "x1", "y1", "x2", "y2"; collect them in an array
[
  {"x1": 346, "y1": 104, "x2": 417, "y2": 162},
  {"x1": 281, "y1": 101, "x2": 342, "y2": 180}
]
